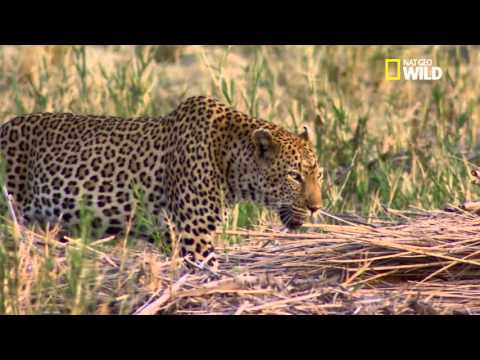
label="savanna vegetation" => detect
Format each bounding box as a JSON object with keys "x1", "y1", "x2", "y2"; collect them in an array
[{"x1": 1, "y1": 45, "x2": 479, "y2": 314}]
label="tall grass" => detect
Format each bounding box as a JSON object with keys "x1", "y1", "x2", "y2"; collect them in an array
[{"x1": 0, "y1": 45, "x2": 479, "y2": 313}]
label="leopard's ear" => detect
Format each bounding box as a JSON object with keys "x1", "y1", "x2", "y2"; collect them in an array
[
  {"x1": 299, "y1": 125, "x2": 310, "y2": 142},
  {"x1": 252, "y1": 129, "x2": 278, "y2": 163}
]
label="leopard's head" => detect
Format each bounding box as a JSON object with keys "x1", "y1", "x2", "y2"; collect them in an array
[{"x1": 251, "y1": 125, "x2": 323, "y2": 230}]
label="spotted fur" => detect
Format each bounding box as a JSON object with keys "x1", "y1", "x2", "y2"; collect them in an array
[{"x1": 0, "y1": 96, "x2": 323, "y2": 270}]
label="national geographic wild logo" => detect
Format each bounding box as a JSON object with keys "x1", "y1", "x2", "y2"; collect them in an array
[{"x1": 385, "y1": 58, "x2": 443, "y2": 81}]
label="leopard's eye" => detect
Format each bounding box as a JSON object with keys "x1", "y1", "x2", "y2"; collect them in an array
[
  {"x1": 317, "y1": 169, "x2": 324, "y2": 181},
  {"x1": 288, "y1": 171, "x2": 304, "y2": 183}
]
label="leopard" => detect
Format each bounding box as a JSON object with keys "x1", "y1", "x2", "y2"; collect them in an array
[{"x1": 0, "y1": 96, "x2": 323, "y2": 271}]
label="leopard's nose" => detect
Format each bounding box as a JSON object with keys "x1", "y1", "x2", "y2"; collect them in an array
[{"x1": 307, "y1": 205, "x2": 320, "y2": 214}]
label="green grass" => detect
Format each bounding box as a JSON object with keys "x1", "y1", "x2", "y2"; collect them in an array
[{"x1": 0, "y1": 45, "x2": 479, "y2": 313}]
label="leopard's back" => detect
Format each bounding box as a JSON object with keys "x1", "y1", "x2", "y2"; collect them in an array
[{"x1": 0, "y1": 112, "x2": 169, "y2": 235}]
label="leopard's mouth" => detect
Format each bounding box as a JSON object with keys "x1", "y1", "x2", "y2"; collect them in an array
[{"x1": 278, "y1": 206, "x2": 307, "y2": 230}]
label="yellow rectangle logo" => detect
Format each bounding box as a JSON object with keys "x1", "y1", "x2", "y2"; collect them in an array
[{"x1": 385, "y1": 59, "x2": 401, "y2": 80}]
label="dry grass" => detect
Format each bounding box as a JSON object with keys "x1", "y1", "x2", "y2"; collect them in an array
[
  {"x1": 145, "y1": 209, "x2": 480, "y2": 315},
  {"x1": 3, "y1": 207, "x2": 480, "y2": 314}
]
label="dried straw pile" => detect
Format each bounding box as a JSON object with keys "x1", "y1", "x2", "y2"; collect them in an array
[
  {"x1": 132, "y1": 208, "x2": 480, "y2": 315},
  {"x1": 5, "y1": 204, "x2": 480, "y2": 314}
]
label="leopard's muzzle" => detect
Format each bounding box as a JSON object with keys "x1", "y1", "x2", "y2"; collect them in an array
[{"x1": 278, "y1": 205, "x2": 308, "y2": 230}]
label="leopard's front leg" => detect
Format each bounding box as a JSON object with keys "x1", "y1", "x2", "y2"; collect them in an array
[
  {"x1": 165, "y1": 191, "x2": 224, "y2": 272},
  {"x1": 178, "y1": 230, "x2": 219, "y2": 271},
  {"x1": 159, "y1": 223, "x2": 220, "y2": 272},
  {"x1": 163, "y1": 138, "x2": 226, "y2": 272}
]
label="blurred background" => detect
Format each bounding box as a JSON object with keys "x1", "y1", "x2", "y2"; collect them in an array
[{"x1": 1, "y1": 45, "x2": 479, "y2": 228}]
